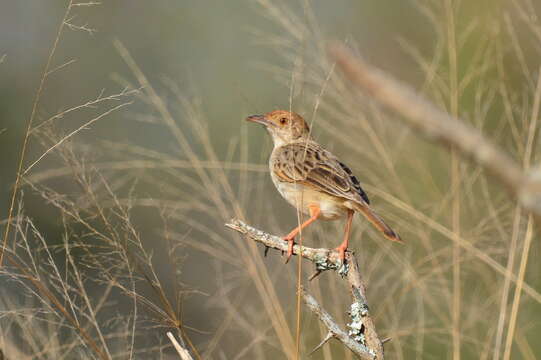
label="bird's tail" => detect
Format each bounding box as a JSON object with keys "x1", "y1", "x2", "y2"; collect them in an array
[{"x1": 354, "y1": 202, "x2": 403, "y2": 243}]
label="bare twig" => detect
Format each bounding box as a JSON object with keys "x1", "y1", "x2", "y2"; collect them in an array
[
  {"x1": 226, "y1": 219, "x2": 384, "y2": 359},
  {"x1": 308, "y1": 331, "x2": 333, "y2": 355},
  {"x1": 167, "y1": 332, "x2": 194, "y2": 360},
  {"x1": 328, "y1": 43, "x2": 541, "y2": 218}
]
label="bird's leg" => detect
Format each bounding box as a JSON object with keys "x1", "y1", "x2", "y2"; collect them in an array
[
  {"x1": 335, "y1": 209, "x2": 354, "y2": 262},
  {"x1": 283, "y1": 204, "x2": 321, "y2": 263}
]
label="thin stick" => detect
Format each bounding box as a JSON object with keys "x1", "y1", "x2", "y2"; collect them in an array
[
  {"x1": 167, "y1": 332, "x2": 194, "y2": 360},
  {"x1": 502, "y1": 215, "x2": 535, "y2": 360},
  {"x1": 444, "y1": 1, "x2": 461, "y2": 358}
]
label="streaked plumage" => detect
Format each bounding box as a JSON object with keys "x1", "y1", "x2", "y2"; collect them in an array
[{"x1": 246, "y1": 110, "x2": 401, "y2": 261}]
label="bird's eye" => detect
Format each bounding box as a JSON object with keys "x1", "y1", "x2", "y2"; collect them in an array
[{"x1": 279, "y1": 117, "x2": 288, "y2": 125}]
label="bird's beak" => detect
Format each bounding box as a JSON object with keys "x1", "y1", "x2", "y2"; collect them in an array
[{"x1": 246, "y1": 114, "x2": 268, "y2": 126}]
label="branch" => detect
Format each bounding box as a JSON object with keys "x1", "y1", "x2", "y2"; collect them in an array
[
  {"x1": 226, "y1": 219, "x2": 344, "y2": 271},
  {"x1": 226, "y1": 219, "x2": 384, "y2": 359},
  {"x1": 328, "y1": 43, "x2": 541, "y2": 218}
]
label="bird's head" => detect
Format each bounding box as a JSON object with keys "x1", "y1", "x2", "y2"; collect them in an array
[{"x1": 246, "y1": 110, "x2": 310, "y2": 146}]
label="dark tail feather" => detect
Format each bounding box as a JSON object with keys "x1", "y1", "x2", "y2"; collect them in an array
[{"x1": 354, "y1": 203, "x2": 403, "y2": 243}]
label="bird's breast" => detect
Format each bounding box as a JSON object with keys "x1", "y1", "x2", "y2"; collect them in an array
[{"x1": 270, "y1": 173, "x2": 347, "y2": 220}]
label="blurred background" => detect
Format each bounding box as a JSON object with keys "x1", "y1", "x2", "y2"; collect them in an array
[{"x1": 1, "y1": 0, "x2": 540, "y2": 359}]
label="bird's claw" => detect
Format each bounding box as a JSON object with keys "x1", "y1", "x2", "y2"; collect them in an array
[
  {"x1": 334, "y1": 246, "x2": 347, "y2": 263},
  {"x1": 283, "y1": 237, "x2": 295, "y2": 264},
  {"x1": 334, "y1": 246, "x2": 349, "y2": 276}
]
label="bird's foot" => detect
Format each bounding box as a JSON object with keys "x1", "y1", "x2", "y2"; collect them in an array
[
  {"x1": 334, "y1": 245, "x2": 347, "y2": 264},
  {"x1": 334, "y1": 246, "x2": 350, "y2": 277},
  {"x1": 283, "y1": 236, "x2": 295, "y2": 264}
]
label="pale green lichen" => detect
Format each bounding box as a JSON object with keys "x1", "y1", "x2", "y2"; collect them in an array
[
  {"x1": 347, "y1": 301, "x2": 373, "y2": 356},
  {"x1": 338, "y1": 262, "x2": 350, "y2": 277},
  {"x1": 313, "y1": 252, "x2": 349, "y2": 276}
]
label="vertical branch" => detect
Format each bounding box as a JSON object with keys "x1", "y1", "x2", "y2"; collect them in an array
[
  {"x1": 444, "y1": 1, "x2": 461, "y2": 358},
  {"x1": 502, "y1": 69, "x2": 541, "y2": 360},
  {"x1": 502, "y1": 215, "x2": 534, "y2": 360},
  {"x1": 345, "y1": 254, "x2": 384, "y2": 357}
]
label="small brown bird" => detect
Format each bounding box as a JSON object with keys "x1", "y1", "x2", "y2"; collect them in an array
[{"x1": 247, "y1": 110, "x2": 402, "y2": 262}]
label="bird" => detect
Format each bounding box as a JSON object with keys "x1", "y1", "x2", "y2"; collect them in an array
[{"x1": 246, "y1": 110, "x2": 402, "y2": 263}]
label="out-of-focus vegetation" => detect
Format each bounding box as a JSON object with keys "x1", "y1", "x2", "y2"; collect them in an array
[{"x1": 1, "y1": 0, "x2": 540, "y2": 359}]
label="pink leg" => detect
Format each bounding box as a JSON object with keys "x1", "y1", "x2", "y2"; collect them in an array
[
  {"x1": 283, "y1": 205, "x2": 321, "y2": 263},
  {"x1": 335, "y1": 210, "x2": 354, "y2": 262}
]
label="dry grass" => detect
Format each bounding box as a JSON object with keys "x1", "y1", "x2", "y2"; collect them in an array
[{"x1": 1, "y1": 0, "x2": 541, "y2": 359}]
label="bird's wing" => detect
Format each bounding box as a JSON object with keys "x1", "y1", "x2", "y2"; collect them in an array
[{"x1": 272, "y1": 141, "x2": 370, "y2": 204}]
